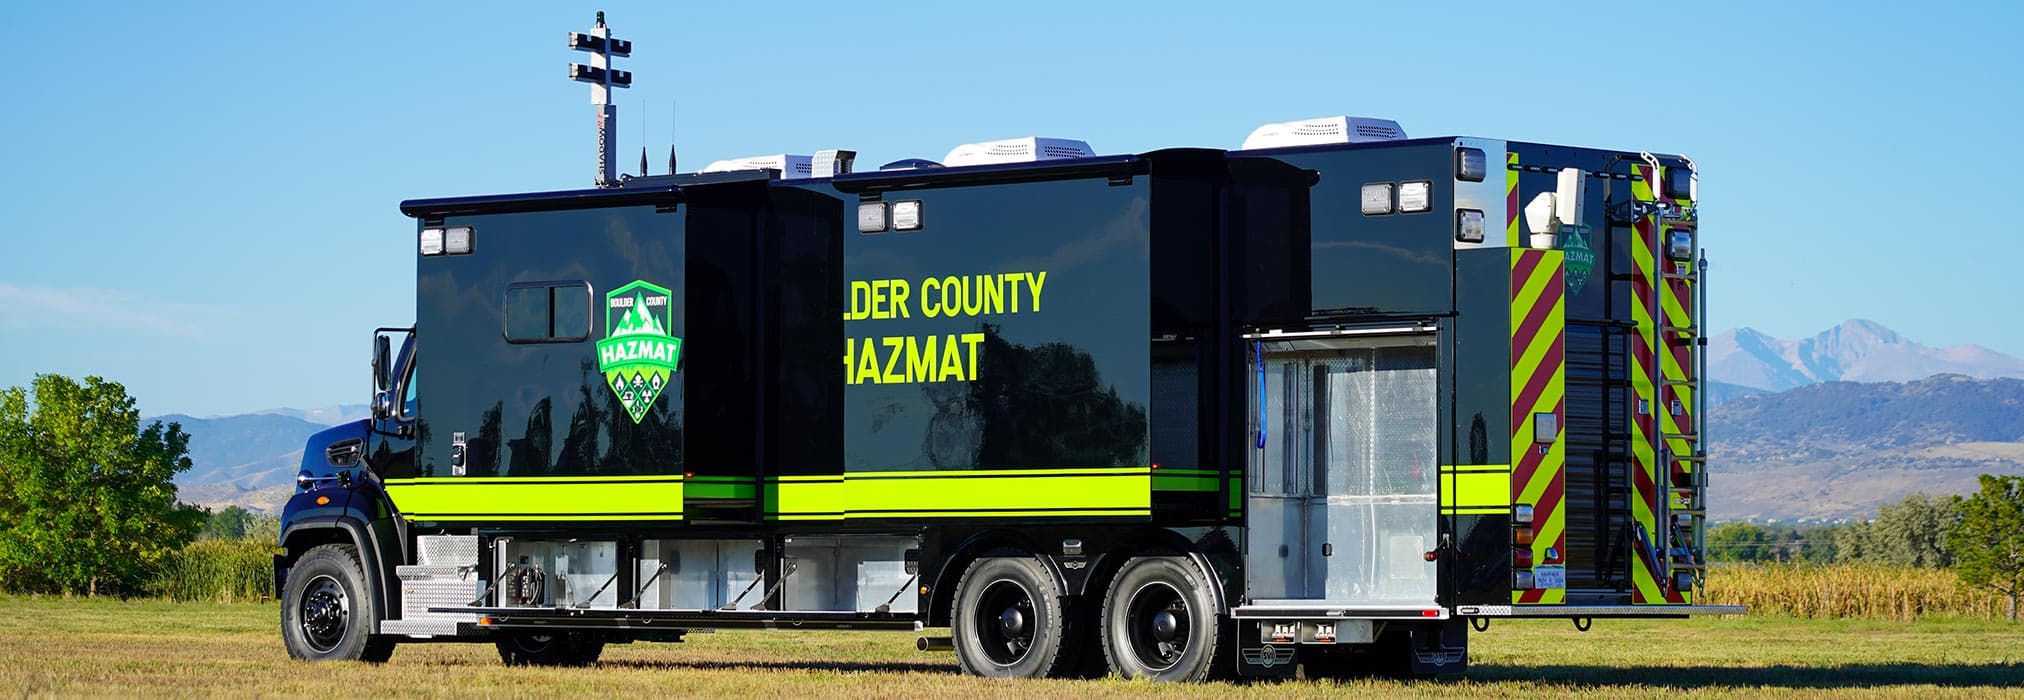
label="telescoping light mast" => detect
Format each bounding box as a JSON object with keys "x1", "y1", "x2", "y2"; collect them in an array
[{"x1": 568, "y1": 11, "x2": 632, "y2": 187}]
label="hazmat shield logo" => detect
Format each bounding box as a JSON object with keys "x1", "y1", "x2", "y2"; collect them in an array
[
  {"x1": 1562, "y1": 225, "x2": 1596, "y2": 296},
  {"x1": 597, "y1": 281, "x2": 681, "y2": 423}
]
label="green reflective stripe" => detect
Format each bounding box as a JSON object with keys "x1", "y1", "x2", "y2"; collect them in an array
[
  {"x1": 764, "y1": 468, "x2": 1151, "y2": 520},
  {"x1": 683, "y1": 475, "x2": 757, "y2": 500},
  {"x1": 1439, "y1": 465, "x2": 1512, "y2": 509},
  {"x1": 1153, "y1": 468, "x2": 1220, "y2": 492},
  {"x1": 385, "y1": 476, "x2": 684, "y2": 521}
]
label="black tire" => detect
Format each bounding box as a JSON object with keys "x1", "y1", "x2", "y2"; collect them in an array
[
  {"x1": 951, "y1": 551, "x2": 1076, "y2": 679},
  {"x1": 1100, "y1": 556, "x2": 1221, "y2": 682},
  {"x1": 495, "y1": 631, "x2": 605, "y2": 666},
  {"x1": 281, "y1": 544, "x2": 396, "y2": 663}
]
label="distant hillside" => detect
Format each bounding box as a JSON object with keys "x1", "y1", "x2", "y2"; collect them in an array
[
  {"x1": 1709, "y1": 319, "x2": 2024, "y2": 392},
  {"x1": 1708, "y1": 374, "x2": 2024, "y2": 521},
  {"x1": 246, "y1": 404, "x2": 368, "y2": 425},
  {"x1": 151, "y1": 408, "x2": 356, "y2": 514}
]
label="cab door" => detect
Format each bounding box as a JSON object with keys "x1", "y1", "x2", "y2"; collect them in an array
[{"x1": 1245, "y1": 331, "x2": 1439, "y2": 607}]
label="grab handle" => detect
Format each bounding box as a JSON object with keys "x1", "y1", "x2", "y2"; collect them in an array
[{"x1": 1254, "y1": 340, "x2": 1267, "y2": 449}]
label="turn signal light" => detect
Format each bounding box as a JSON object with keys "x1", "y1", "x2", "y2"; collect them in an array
[{"x1": 1514, "y1": 528, "x2": 1535, "y2": 546}]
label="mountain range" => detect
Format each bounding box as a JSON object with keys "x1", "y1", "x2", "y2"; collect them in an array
[
  {"x1": 1709, "y1": 319, "x2": 2024, "y2": 392},
  {"x1": 1707, "y1": 374, "x2": 2024, "y2": 520},
  {"x1": 152, "y1": 405, "x2": 364, "y2": 514}
]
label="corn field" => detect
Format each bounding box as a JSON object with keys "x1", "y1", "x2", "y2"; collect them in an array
[{"x1": 1702, "y1": 562, "x2": 2013, "y2": 621}]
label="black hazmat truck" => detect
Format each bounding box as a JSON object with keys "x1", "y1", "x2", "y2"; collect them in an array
[{"x1": 276, "y1": 106, "x2": 1739, "y2": 679}]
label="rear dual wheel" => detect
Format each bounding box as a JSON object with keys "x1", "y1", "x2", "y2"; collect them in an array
[
  {"x1": 1100, "y1": 556, "x2": 1222, "y2": 682},
  {"x1": 951, "y1": 551, "x2": 1091, "y2": 678}
]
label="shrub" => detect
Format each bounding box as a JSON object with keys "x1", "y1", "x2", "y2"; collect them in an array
[{"x1": 150, "y1": 538, "x2": 275, "y2": 603}]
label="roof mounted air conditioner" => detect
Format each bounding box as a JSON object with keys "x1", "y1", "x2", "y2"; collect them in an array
[
  {"x1": 701, "y1": 154, "x2": 815, "y2": 178},
  {"x1": 1241, "y1": 116, "x2": 1407, "y2": 149},
  {"x1": 942, "y1": 137, "x2": 1095, "y2": 167}
]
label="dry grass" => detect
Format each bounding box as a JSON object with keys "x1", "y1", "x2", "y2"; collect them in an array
[
  {"x1": 1703, "y1": 563, "x2": 2011, "y2": 621},
  {"x1": 0, "y1": 596, "x2": 2020, "y2": 698}
]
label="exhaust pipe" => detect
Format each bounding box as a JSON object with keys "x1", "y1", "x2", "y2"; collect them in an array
[{"x1": 916, "y1": 636, "x2": 953, "y2": 652}]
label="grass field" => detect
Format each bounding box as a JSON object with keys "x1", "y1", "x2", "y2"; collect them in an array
[{"x1": 1, "y1": 597, "x2": 2020, "y2": 698}]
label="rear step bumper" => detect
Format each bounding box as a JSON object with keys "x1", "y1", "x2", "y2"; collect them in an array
[{"x1": 1455, "y1": 604, "x2": 1744, "y2": 618}]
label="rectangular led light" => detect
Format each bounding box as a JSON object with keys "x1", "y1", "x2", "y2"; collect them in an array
[
  {"x1": 1663, "y1": 167, "x2": 1696, "y2": 201},
  {"x1": 1456, "y1": 147, "x2": 1487, "y2": 182},
  {"x1": 419, "y1": 228, "x2": 444, "y2": 256},
  {"x1": 1455, "y1": 209, "x2": 1485, "y2": 243},
  {"x1": 443, "y1": 226, "x2": 473, "y2": 255},
  {"x1": 892, "y1": 200, "x2": 923, "y2": 231},
  {"x1": 1360, "y1": 183, "x2": 1394, "y2": 215},
  {"x1": 1398, "y1": 181, "x2": 1431, "y2": 213},
  {"x1": 1667, "y1": 229, "x2": 1694, "y2": 261},
  {"x1": 857, "y1": 202, "x2": 889, "y2": 233}
]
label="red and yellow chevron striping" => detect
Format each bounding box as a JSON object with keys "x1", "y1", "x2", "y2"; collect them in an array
[
  {"x1": 1628, "y1": 165, "x2": 1689, "y2": 604},
  {"x1": 1505, "y1": 152, "x2": 1522, "y2": 246},
  {"x1": 1510, "y1": 248, "x2": 1566, "y2": 605}
]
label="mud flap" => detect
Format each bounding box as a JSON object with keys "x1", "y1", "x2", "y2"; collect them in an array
[
  {"x1": 1404, "y1": 619, "x2": 1469, "y2": 677},
  {"x1": 1233, "y1": 621, "x2": 1297, "y2": 678}
]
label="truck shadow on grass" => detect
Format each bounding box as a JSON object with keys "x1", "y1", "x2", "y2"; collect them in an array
[
  {"x1": 598, "y1": 659, "x2": 958, "y2": 675},
  {"x1": 1465, "y1": 662, "x2": 2024, "y2": 689},
  {"x1": 598, "y1": 659, "x2": 2024, "y2": 688}
]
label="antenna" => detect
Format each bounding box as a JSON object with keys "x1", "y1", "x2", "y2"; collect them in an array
[
  {"x1": 676, "y1": 97, "x2": 692, "y2": 173},
  {"x1": 568, "y1": 11, "x2": 633, "y2": 187}
]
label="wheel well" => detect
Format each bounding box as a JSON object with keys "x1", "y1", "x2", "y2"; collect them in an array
[
  {"x1": 926, "y1": 531, "x2": 1055, "y2": 628},
  {"x1": 282, "y1": 527, "x2": 355, "y2": 565},
  {"x1": 277, "y1": 525, "x2": 382, "y2": 624},
  {"x1": 1075, "y1": 529, "x2": 1199, "y2": 600}
]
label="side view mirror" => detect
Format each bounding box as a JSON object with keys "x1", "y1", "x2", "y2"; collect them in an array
[{"x1": 372, "y1": 335, "x2": 392, "y2": 392}]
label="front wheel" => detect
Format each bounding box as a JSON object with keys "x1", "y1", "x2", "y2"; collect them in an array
[
  {"x1": 1100, "y1": 556, "x2": 1221, "y2": 682},
  {"x1": 280, "y1": 544, "x2": 396, "y2": 662}
]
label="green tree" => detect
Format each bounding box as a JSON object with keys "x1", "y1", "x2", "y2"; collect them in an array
[
  {"x1": 198, "y1": 505, "x2": 256, "y2": 540},
  {"x1": 1706, "y1": 521, "x2": 1773, "y2": 562},
  {"x1": 1839, "y1": 493, "x2": 1960, "y2": 568},
  {"x1": 1948, "y1": 474, "x2": 2024, "y2": 621},
  {"x1": 0, "y1": 374, "x2": 203, "y2": 596}
]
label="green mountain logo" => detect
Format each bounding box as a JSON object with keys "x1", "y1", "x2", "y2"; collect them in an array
[
  {"x1": 596, "y1": 280, "x2": 681, "y2": 423},
  {"x1": 1563, "y1": 226, "x2": 1596, "y2": 296}
]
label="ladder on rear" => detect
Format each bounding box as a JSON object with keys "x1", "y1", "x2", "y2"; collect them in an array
[{"x1": 1650, "y1": 162, "x2": 1707, "y2": 594}]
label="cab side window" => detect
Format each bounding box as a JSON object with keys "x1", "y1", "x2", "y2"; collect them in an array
[{"x1": 504, "y1": 281, "x2": 592, "y2": 343}]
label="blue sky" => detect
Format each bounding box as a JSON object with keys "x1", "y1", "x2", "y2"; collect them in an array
[{"x1": 1, "y1": 1, "x2": 2019, "y2": 417}]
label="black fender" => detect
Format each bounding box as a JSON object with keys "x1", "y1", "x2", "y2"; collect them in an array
[
  {"x1": 921, "y1": 528, "x2": 1070, "y2": 628},
  {"x1": 1074, "y1": 527, "x2": 1231, "y2": 614},
  {"x1": 278, "y1": 512, "x2": 402, "y2": 632}
]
